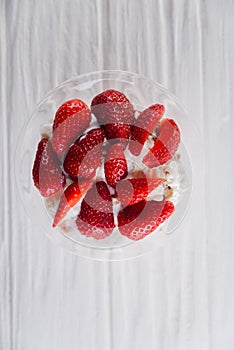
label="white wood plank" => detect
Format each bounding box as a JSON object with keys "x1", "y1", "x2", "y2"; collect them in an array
[
  {"x1": 200, "y1": 1, "x2": 234, "y2": 349},
  {"x1": 1, "y1": 0, "x2": 234, "y2": 349},
  {"x1": 1, "y1": 1, "x2": 12, "y2": 349}
]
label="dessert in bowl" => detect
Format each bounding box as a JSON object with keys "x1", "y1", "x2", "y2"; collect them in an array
[{"x1": 15, "y1": 71, "x2": 192, "y2": 260}]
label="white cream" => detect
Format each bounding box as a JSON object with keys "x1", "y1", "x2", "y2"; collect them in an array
[{"x1": 40, "y1": 123, "x2": 52, "y2": 138}]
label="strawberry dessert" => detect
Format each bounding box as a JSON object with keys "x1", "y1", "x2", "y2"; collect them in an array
[{"x1": 32, "y1": 89, "x2": 183, "y2": 242}]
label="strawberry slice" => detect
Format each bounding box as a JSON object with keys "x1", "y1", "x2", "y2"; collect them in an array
[
  {"x1": 63, "y1": 128, "x2": 105, "y2": 180},
  {"x1": 104, "y1": 143, "x2": 128, "y2": 188},
  {"x1": 52, "y1": 180, "x2": 93, "y2": 227},
  {"x1": 76, "y1": 181, "x2": 115, "y2": 239},
  {"x1": 91, "y1": 89, "x2": 134, "y2": 144},
  {"x1": 52, "y1": 99, "x2": 91, "y2": 154},
  {"x1": 32, "y1": 138, "x2": 66, "y2": 197},
  {"x1": 115, "y1": 177, "x2": 165, "y2": 206},
  {"x1": 143, "y1": 118, "x2": 180, "y2": 167},
  {"x1": 118, "y1": 200, "x2": 174, "y2": 240},
  {"x1": 129, "y1": 104, "x2": 165, "y2": 156}
]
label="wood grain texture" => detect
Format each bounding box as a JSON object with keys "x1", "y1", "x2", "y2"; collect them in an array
[{"x1": 0, "y1": 0, "x2": 233, "y2": 349}]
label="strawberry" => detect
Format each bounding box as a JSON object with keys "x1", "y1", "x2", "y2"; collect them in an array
[
  {"x1": 91, "y1": 89, "x2": 134, "y2": 144},
  {"x1": 76, "y1": 181, "x2": 115, "y2": 239},
  {"x1": 52, "y1": 99, "x2": 91, "y2": 154},
  {"x1": 118, "y1": 200, "x2": 174, "y2": 240},
  {"x1": 103, "y1": 123, "x2": 131, "y2": 146},
  {"x1": 104, "y1": 143, "x2": 128, "y2": 188},
  {"x1": 32, "y1": 138, "x2": 66, "y2": 197},
  {"x1": 91, "y1": 89, "x2": 134, "y2": 124},
  {"x1": 129, "y1": 104, "x2": 165, "y2": 156},
  {"x1": 143, "y1": 118, "x2": 180, "y2": 167},
  {"x1": 52, "y1": 180, "x2": 93, "y2": 227},
  {"x1": 115, "y1": 177, "x2": 165, "y2": 206},
  {"x1": 63, "y1": 128, "x2": 105, "y2": 180}
]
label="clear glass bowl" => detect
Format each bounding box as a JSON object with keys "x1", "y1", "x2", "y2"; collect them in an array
[{"x1": 15, "y1": 70, "x2": 194, "y2": 261}]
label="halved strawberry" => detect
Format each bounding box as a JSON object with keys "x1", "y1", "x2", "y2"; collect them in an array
[
  {"x1": 118, "y1": 200, "x2": 174, "y2": 240},
  {"x1": 63, "y1": 128, "x2": 105, "y2": 180},
  {"x1": 76, "y1": 181, "x2": 115, "y2": 239},
  {"x1": 52, "y1": 180, "x2": 93, "y2": 227},
  {"x1": 143, "y1": 118, "x2": 180, "y2": 167},
  {"x1": 115, "y1": 177, "x2": 165, "y2": 206},
  {"x1": 52, "y1": 99, "x2": 91, "y2": 154},
  {"x1": 91, "y1": 89, "x2": 134, "y2": 144},
  {"x1": 128, "y1": 104, "x2": 165, "y2": 156},
  {"x1": 32, "y1": 138, "x2": 66, "y2": 197},
  {"x1": 104, "y1": 143, "x2": 128, "y2": 188}
]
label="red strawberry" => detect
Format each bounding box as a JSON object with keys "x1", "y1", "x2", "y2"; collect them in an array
[
  {"x1": 52, "y1": 180, "x2": 93, "y2": 227},
  {"x1": 129, "y1": 104, "x2": 165, "y2": 156},
  {"x1": 104, "y1": 123, "x2": 131, "y2": 146},
  {"x1": 32, "y1": 138, "x2": 66, "y2": 197},
  {"x1": 91, "y1": 89, "x2": 134, "y2": 124},
  {"x1": 104, "y1": 143, "x2": 128, "y2": 188},
  {"x1": 118, "y1": 200, "x2": 174, "y2": 240},
  {"x1": 63, "y1": 128, "x2": 105, "y2": 180},
  {"x1": 76, "y1": 181, "x2": 115, "y2": 239},
  {"x1": 130, "y1": 170, "x2": 147, "y2": 178},
  {"x1": 52, "y1": 99, "x2": 91, "y2": 154},
  {"x1": 91, "y1": 90, "x2": 134, "y2": 144},
  {"x1": 143, "y1": 118, "x2": 180, "y2": 167},
  {"x1": 115, "y1": 177, "x2": 165, "y2": 206}
]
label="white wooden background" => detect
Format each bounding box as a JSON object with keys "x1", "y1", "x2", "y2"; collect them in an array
[{"x1": 1, "y1": 0, "x2": 234, "y2": 349}]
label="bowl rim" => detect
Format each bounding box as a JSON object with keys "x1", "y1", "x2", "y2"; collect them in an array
[{"x1": 14, "y1": 69, "x2": 198, "y2": 261}]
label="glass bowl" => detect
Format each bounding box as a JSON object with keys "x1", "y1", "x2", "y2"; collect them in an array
[{"x1": 15, "y1": 70, "x2": 194, "y2": 261}]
